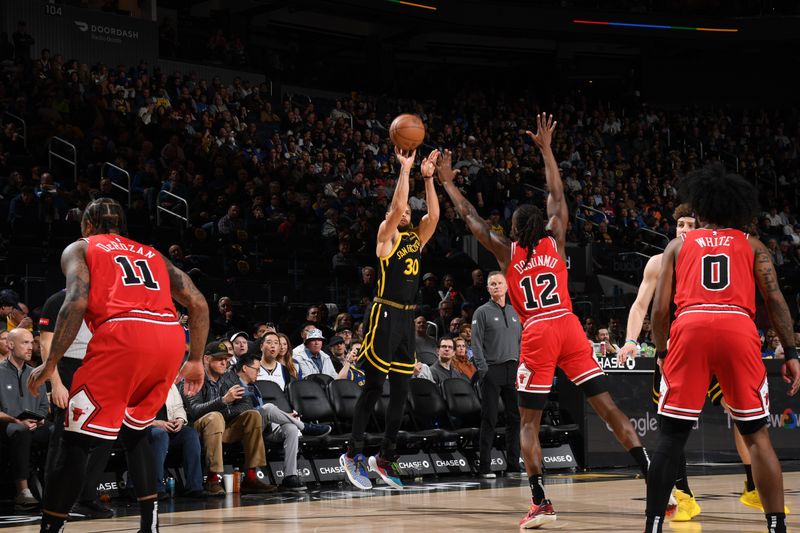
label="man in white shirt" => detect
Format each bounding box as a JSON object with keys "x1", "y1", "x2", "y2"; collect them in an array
[
  {"x1": 293, "y1": 329, "x2": 337, "y2": 379},
  {"x1": 257, "y1": 332, "x2": 294, "y2": 390}
]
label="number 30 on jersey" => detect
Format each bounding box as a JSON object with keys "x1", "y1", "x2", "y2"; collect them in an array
[
  {"x1": 520, "y1": 273, "x2": 561, "y2": 310},
  {"x1": 403, "y1": 258, "x2": 419, "y2": 276}
]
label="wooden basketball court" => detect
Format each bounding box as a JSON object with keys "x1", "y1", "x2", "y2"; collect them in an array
[{"x1": 4, "y1": 471, "x2": 799, "y2": 532}]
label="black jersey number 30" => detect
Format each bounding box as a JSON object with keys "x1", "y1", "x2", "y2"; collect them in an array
[
  {"x1": 521, "y1": 273, "x2": 561, "y2": 310},
  {"x1": 701, "y1": 254, "x2": 730, "y2": 291},
  {"x1": 114, "y1": 256, "x2": 160, "y2": 290}
]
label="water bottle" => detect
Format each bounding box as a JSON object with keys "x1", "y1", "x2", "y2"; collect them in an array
[{"x1": 166, "y1": 476, "x2": 175, "y2": 498}]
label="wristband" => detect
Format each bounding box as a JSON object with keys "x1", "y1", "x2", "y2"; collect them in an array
[
  {"x1": 655, "y1": 349, "x2": 668, "y2": 359},
  {"x1": 625, "y1": 339, "x2": 638, "y2": 346},
  {"x1": 785, "y1": 346, "x2": 798, "y2": 361}
]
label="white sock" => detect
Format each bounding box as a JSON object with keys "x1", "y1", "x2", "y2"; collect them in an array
[{"x1": 20, "y1": 488, "x2": 34, "y2": 498}]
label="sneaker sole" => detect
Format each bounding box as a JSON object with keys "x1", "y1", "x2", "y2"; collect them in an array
[
  {"x1": 368, "y1": 456, "x2": 403, "y2": 489},
  {"x1": 339, "y1": 454, "x2": 372, "y2": 490},
  {"x1": 520, "y1": 513, "x2": 557, "y2": 529}
]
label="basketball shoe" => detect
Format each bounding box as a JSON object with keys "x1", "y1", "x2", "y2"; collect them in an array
[
  {"x1": 369, "y1": 455, "x2": 404, "y2": 489},
  {"x1": 671, "y1": 489, "x2": 701, "y2": 521},
  {"x1": 739, "y1": 482, "x2": 790, "y2": 514},
  {"x1": 519, "y1": 498, "x2": 557, "y2": 529},
  {"x1": 340, "y1": 453, "x2": 372, "y2": 490}
]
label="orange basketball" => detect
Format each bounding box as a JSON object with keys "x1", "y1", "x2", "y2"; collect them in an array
[{"x1": 389, "y1": 114, "x2": 425, "y2": 152}]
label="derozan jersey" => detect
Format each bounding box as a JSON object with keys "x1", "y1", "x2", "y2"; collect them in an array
[
  {"x1": 505, "y1": 236, "x2": 572, "y2": 329},
  {"x1": 674, "y1": 228, "x2": 755, "y2": 319},
  {"x1": 83, "y1": 234, "x2": 178, "y2": 330}
]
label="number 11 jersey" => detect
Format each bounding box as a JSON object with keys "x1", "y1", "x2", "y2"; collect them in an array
[
  {"x1": 83, "y1": 234, "x2": 178, "y2": 330},
  {"x1": 505, "y1": 236, "x2": 572, "y2": 330}
]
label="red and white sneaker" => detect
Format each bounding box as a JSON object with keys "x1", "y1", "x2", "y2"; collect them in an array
[
  {"x1": 665, "y1": 492, "x2": 678, "y2": 518},
  {"x1": 519, "y1": 498, "x2": 557, "y2": 529}
]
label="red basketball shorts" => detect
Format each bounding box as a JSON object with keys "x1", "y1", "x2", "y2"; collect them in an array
[
  {"x1": 517, "y1": 312, "x2": 604, "y2": 396},
  {"x1": 658, "y1": 310, "x2": 768, "y2": 422},
  {"x1": 66, "y1": 319, "x2": 186, "y2": 439}
]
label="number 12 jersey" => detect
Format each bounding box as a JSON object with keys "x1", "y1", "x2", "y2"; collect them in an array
[{"x1": 505, "y1": 236, "x2": 572, "y2": 330}]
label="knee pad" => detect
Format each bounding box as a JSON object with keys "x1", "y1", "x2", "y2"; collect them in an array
[
  {"x1": 518, "y1": 392, "x2": 547, "y2": 410},
  {"x1": 580, "y1": 375, "x2": 609, "y2": 398},
  {"x1": 735, "y1": 416, "x2": 768, "y2": 436},
  {"x1": 655, "y1": 416, "x2": 693, "y2": 454}
]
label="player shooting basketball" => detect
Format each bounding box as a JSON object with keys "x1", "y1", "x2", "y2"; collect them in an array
[{"x1": 340, "y1": 146, "x2": 440, "y2": 490}]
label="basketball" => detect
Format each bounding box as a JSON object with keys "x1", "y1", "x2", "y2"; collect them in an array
[{"x1": 389, "y1": 114, "x2": 425, "y2": 152}]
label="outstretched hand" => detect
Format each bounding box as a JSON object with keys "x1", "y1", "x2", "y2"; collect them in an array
[
  {"x1": 421, "y1": 149, "x2": 440, "y2": 178},
  {"x1": 525, "y1": 113, "x2": 557, "y2": 152},
  {"x1": 435, "y1": 149, "x2": 457, "y2": 185},
  {"x1": 395, "y1": 146, "x2": 417, "y2": 172}
]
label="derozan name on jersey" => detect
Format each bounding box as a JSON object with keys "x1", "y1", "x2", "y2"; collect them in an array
[
  {"x1": 93, "y1": 238, "x2": 155, "y2": 258},
  {"x1": 511, "y1": 254, "x2": 559, "y2": 274}
]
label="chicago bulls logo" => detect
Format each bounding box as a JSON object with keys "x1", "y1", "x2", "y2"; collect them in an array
[{"x1": 72, "y1": 407, "x2": 86, "y2": 422}]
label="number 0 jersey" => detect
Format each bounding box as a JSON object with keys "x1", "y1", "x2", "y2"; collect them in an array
[
  {"x1": 377, "y1": 231, "x2": 422, "y2": 306},
  {"x1": 674, "y1": 228, "x2": 755, "y2": 319},
  {"x1": 505, "y1": 236, "x2": 572, "y2": 329},
  {"x1": 83, "y1": 234, "x2": 178, "y2": 331}
]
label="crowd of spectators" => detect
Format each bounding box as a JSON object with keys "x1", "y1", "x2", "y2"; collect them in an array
[{"x1": 2, "y1": 32, "x2": 800, "y2": 338}]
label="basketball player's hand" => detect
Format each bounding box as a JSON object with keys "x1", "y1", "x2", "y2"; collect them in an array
[
  {"x1": 394, "y1": 146, "x2": 417, "y2": 171},
  {"x1": 781, "y1": 359, "x2": 800, "y2": 396},
  {"x1": 27, "y1": 363, "x2": 54, "y2": 397},
  {"x1": 525, "y1": 113, "x2": 557, "y2": 152},
  {"x1": 617, "y1": 343, "x2": 637, "y2": 365},
  {"x1": 51, "y1": 380, "x2": 69, "y2": 410},
  {"x1": 434, "y1": 149, "x2": 456, "y2": 184},
  {"x1": 179, "y1": 360, "x2": 205, "y2": 397},
  {"x1": 421, "y1": 149, "x2": 440, "y2": 178}
]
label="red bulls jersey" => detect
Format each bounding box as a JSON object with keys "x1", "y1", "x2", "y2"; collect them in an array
[
  {"x1": 674, "y1": 228, "x2": 755, "y2": 319},
  {"x1": 505, "y1": 236, "x2": 572, "y2": 329},
  {"x1": 83, "y1": 234, "x2": 178, "y2": 330}
]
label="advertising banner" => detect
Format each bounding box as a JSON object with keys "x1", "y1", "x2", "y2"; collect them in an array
[
  {"x1": 561, "y1": 359, "x2": 800, "y2": 467},
  {"x1": 2, "y1": 0, "x2": 158, "y2": 67}
]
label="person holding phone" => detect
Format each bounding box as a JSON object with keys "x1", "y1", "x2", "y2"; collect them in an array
[{"x1": 0, "y1": 328, "x2": 51, "y2": 511}]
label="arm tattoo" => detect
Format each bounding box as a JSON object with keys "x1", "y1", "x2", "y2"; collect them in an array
[
  {"x1": 48, "y1": 256, "x2": 90, "y2": 368},
  {"x1": 755, "y1": 249, "x2": 780, "y2": 293},
  {"x1": 164, "y1": 256, "x2": 209, "y2": 362},
  {"x1": 457, "y1": 198, "x2": 492, "y2": 241},
  {"x1": 755, "y1": 247, "x2": 795, "y2": 347}
]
